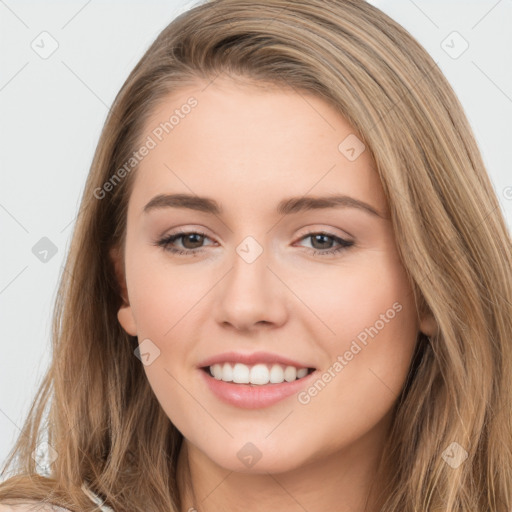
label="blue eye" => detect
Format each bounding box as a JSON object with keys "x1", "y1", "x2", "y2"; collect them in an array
[{"x1": 155, "y1": 231, "x2": 354, "y2": 257}]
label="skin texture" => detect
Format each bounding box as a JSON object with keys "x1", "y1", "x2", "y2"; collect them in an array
[{"x1": 112, "y1": 76, "x2": 436, "y2": 512}]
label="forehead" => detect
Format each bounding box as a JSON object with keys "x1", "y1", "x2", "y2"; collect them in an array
[{"x1": 128, "y1": 77, "x2": 386, "y2": 218}]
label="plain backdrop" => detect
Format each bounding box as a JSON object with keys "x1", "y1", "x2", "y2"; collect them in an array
[{"x1": 1, "y1": 0, "x2": 511, "y2": 473}]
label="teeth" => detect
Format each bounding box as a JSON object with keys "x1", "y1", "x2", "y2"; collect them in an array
[
  {"x1": 212, "y1": 364, "x2": 223, "y2": 380},
  {"x1": 269, "y1": 364, "x2": 284, "y2": 383},
  {"x1": 221, "y1": 362, "x2": 233, "y2": 382},
  {"x1": 250, "y1": 364, "x2": 269, "y2": 385},
  {"x1": 209, "y1": 363, "x2": 311, "y2": 385},
  {"x1": 284, "y1": 366, "x2": 296, "y2": 382},
  {"x1": 233, "y1": 363, "x2": 249, "y2": 384},
  {"x1": 297, "y1": 368, "x2": 308, "y2": 378}
]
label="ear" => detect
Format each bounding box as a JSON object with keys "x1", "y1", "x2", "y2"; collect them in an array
[
  {"x1": 109, "y1": 246, "x2": 137, "y2": 337},
  {"x1": 418, "y1": 300, "x2": 437, "y2": 338}
]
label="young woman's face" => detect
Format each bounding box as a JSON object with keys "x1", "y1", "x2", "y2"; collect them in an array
[{"x1": 114, "y1": 77, "x2": 433, "y2": 473}]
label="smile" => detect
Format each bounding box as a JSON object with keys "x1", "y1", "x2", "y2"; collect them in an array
[
  {"x1": 204, "y1": 362, "x2": 314, "y2": 385},
  {"x1": 199, "y1": 364, "x2": 318, "y2": 409}
]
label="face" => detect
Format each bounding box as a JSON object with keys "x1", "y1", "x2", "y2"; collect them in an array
[{"x1": 112, "y1": 76, "x2": 434, "y2": 474}]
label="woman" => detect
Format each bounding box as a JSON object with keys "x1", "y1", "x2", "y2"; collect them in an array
[{"x1": 1, "y1": 0, "x2": 511, "y2": 510}]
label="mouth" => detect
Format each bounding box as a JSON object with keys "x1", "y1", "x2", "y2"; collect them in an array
[
  {"x1": 199, "y1": 362, "x2": 318, "y2": 409},
  {"x1": 201, "y1": 363, "x2": 316, "y2": 386}
]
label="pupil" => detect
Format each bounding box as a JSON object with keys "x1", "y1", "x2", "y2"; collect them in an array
[
  {"x1": 184, "y1": 234, "x2": 203, "y2": 249},
  {"x1": 313, "y1": 234, "x2": 332, "y2": 249}
]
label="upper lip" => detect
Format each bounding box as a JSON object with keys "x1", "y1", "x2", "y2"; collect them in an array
[{"x1": 197, "y1": 351, "x2": 315, "y2": 369}]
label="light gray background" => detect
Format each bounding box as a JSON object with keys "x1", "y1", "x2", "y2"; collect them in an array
[{"x1": 1, "y1": 0, "x2": 511, "y2": 473}]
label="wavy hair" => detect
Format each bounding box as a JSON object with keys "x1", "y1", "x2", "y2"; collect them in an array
[{"x1": 1, "y1": 0, "x2": 511, "y2": 510}]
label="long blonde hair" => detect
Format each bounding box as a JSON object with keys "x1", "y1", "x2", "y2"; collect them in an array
[{"x1": 1, "y1": 0, "x2": 511, "y2": 510}]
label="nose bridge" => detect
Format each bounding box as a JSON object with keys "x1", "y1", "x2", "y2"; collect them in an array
[
  {"x1": 214, "y1": 234, "x2": 288, "y2": 330},
  {"x1": 232, "y1": 235, "x2": 269, "y2": 293}
]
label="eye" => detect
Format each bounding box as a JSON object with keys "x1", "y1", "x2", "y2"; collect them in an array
[
  {"x1": 295, "y1": 232, "x2": 354, "y2": 256},
  {"x1": 155, "y1": 230, "x2": 214, "y2": 256}
]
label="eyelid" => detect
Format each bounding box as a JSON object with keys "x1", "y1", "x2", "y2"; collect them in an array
[
  {"x1": 162, "y1": 225, "x2": 216, "y2": 240},
  {"x1": 294, "y1": 225, "x2": 354, "y2": 242}
]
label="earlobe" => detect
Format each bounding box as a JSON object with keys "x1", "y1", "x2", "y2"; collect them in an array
[
  {"x1": 117, "y1": 306, "x2": 137, "y2": 337},
  {"x1": 109, "y1": 246, "x2": 137, "y2": 337},
  {"x1": 419, "y1": 308, "x2": 437, "y2": 338}
]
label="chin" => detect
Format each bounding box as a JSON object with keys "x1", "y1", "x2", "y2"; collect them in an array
[{"x1": 202, "y1": 439, "x2": 314, "y2": 475}]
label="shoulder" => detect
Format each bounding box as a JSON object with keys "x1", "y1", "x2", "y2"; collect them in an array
[
  {"x1": 0, "y1": 503, "x2": 71, "y2": 511},
  {"x1": 0, "y1": 484, "x2": 113, "y2": 512}
]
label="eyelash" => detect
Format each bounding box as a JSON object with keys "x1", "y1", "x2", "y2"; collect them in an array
[{"x1": 155, "y1": 230, "x2": 354, "y2": 257}]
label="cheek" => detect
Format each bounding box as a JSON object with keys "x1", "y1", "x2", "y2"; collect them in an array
[
  {"x1": 127, "y1": 248, "x2": 209, "y2": 341},
  {"x1": 288, "y1": 249, "x2": 416, "y2": 347},
  {"x1": 294, "y1": 250, "x2": 418, "y2": 410},
  {"x1": 127, "y1": 257, "x2": 205, "y2": 433}
]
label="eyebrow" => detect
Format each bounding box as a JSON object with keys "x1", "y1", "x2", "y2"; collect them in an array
[{"x1": 143, "y1": 193, "x2": 384, "y2": 218}]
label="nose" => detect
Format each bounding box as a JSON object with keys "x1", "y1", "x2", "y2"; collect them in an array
[{"x1": 213, "y1": 242, "x2": 289, "y2": 332}]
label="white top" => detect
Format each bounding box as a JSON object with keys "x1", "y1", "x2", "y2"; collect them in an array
[
  {"x1": 0, "y1": 484, "x2": 114, "y2": 511},
  {"x1": 80, "y1": 483, "x2": 114, "y2": 511}
]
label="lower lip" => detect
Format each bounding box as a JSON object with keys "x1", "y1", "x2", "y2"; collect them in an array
[{"x1": 199, "y1": 368, "x2": 316, "y2": 409}]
